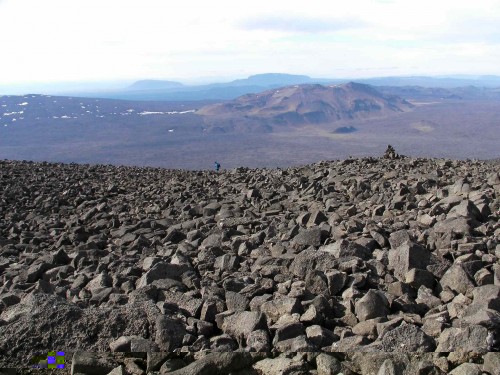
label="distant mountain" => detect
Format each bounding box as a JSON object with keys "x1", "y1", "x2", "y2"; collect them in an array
[
  {"x1": 63, "y1": 74, "x2": 336, "y2": 101},
  {"x1": 357, "y1": 75, "x2": 500, "y2": 88},
  {"x1": 197, "y1": 82, "x2": 413, "y2": 129},
  {"x1": 378, "y1": 85, "x2": 500, "y2": 100},
  {"x1": 46, "y1": 73, "x2": 500, "y2": 102},
  {"x1": 219, "y1": 73, "x2": 321, "y2": 87},
  {"x1": 126, "y1": 80, "x2": 184, "y2": 91}
]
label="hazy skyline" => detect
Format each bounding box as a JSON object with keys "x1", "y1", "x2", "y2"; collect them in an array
[{"x1": 1, "y1": 0, "x2": 500, "y2": 88}]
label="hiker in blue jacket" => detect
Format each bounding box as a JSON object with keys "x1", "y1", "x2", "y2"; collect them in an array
[{"x1": 214, "y1": 161, "x2": 220, "y2": 172}]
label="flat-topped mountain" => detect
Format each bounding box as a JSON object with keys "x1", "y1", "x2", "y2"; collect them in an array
[
  {"x1": 226, "y1": 73, "x2": 317, "y2": 87},
  {"x1": 197, "y1": 82, "x2": 414, "y2": 126},
  {"x1": 126, "y1": 80, "x2": 184, "y2": 91}
]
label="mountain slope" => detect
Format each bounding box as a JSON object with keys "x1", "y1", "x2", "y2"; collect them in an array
[{"x1": 197, "y1": 82, "x2": 414, "y2": 127}]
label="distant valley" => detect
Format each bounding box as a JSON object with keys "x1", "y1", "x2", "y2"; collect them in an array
[{"x1": 0, "y1": 82, "x2": 499, "y2": 169}]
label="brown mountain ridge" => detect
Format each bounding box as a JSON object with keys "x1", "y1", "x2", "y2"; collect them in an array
[{"x1": 197, "y1": 82, "x2": 414, "y2": 130}]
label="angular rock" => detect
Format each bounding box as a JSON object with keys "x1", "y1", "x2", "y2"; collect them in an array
[
  {"x1": 260, "y1": 297, "x2": 302, "y2": 325},
  {"x1": 405, "y1": 268, "x2": 435, "y2": 289},
  {"x1": 355, "y1": 290, "x2": 390, "y2": 321},
  {"x1": 166, "y1": 352, "x2": 253, "y2": 375},
  {"x1": 305, "y1": 270, "x2": 329, "y2": 296},
  {"x1": 1, "y1": 156, "x2": 499, "y2": 367},
  {"x1": 316, "y1": 354, "x2": 342, "y2": 375},
  {"x1": 306, "y1": 325, "x2": 339, "y2": 348},
  {"x1": 378, "y1": 323, "x2": 435, "y2": 352},
  {"x1": 225, "y1": 291, "x2": 249, "y2": 312},
  {"x1": 253, "y1": 356, "x2": 308, "y2": 375},
  {"x1": 388, "y1": 242, "x2": 430, "y2": 281},
  {"x1": 136, "y1": 262, "x2": 189, "y2": 288},
  {"x1": 246, "y1": 329, "x2": 270, "y2": 352},
  {"x1": 155, "y1": 316, "x2": 186, "y2": 351},
  {"x1": 160, "y1": 290, "x2": 203, "y2": 318},
  {"x1": 71, "y1": 352, "x2": 117, "y2": 375},
  {"x1": 436, "y1": 325, "x2": 489, "y2": 352},
  {"x1": 306, "y1": 210, "x2": 328, "y2": 227},
  {"x1": 147, "y1": 352, "x2": 170, "y2": 373},
  {"x1": 448, "y1": 363, "x2": 482, "y2": 375},
  {"x1": 273, "y1": 322, "x2": 305, "y2": 347},
  {"x1": 482, "y1": 352, "x2": 500, "y2": 375},
  {"x1": 293, "y1": 227, "x2": 322, "y2": 247},
  {"x1": 472, "y1": 284, "x2": 500, "y2": 312},
  {"x1": 325, "y1": 270, "x2": 348, "y2": 296},
  {"x1": 221, "y1": 311, "x2": 266, "y2": 342},
  {"x1": 440, "y1": 264, "x2": 475, "y2": 295},
  {"x1": 273, "y1": 334, "x2": 315, "y2": 352}
]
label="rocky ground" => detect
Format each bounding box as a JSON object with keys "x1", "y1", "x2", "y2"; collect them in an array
[{"x1": 0, "y1": 149, "x2": 499, "y2": 374}]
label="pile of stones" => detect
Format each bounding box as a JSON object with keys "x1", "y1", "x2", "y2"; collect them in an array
[{"x1": 0, "y1": 151, "x2": 499, "y2": 374}]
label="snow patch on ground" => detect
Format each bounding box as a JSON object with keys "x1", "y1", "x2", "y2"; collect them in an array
[
  {"x1": 139, "y1": 111, "x2": 164, "y2": 115},
  {"x1": 138, "y1": 110, "x2": 195, "y2": 115}
]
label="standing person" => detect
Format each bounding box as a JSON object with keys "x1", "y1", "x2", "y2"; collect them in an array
[{"x1": 214, "y1": 161, "x2": 220, "y2": 172}]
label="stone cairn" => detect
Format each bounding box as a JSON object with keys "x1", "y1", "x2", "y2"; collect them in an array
[{"x1": 383, "y1": 145, "x2": 400, "y2": 159}]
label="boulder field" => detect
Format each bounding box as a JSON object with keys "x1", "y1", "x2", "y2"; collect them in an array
[{"x1": 0, "y1": 151, "x2": 499, "y2": 374}]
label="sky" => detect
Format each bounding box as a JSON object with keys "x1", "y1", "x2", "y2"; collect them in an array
[{"x1": 0, "y1": 0, "x2": 500, "y2": 88}]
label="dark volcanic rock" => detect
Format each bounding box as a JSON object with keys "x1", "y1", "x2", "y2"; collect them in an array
[
  {"x1": 0, "y1": 156, "x2": 498, "y2": 369},
  {"x1": 354, "y1": 289, "x2": 390, "y2": 321},
  {"x1": 165, "y1": 352, "x2": 254, "y2": 375},
  {"x1": 155, "y1": 316, "x2": 186, "y2": 351},
  {"x1": 388, "y1": 242, "x2": 430, "y2": 281},
  {"x1": 293, "y1": 226, "x2": 323, "y2": 247},
  {"x1": 436, "y1": 325, "x2": 489, "y2": 352},
  {"x1": 377, "y1": 323, "x2": 436, "y2": 352}
]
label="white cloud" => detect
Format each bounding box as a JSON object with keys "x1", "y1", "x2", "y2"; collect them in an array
[
  {"x1": 238, "y1": 16, "x2": 366, "y2": 33},
  {"x1": 0, "y1": 0, "x2": 499, "y2": 86}
]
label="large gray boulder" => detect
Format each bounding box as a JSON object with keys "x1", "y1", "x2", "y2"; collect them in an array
[
  {"x1": 448, "y1": 363, "x2": 482, "y2": 375},
  {"x1": 71, "y1": 352, "x2": 117, "y2": 375},
  {"x1": 155, "y1": 316, "x2": 186, "y2": 351},
  {"x1": 165, "y1": 352, "x2": 254, "y2": 375},
  {"x1": 482, "y1": 352, "x2": 500, "y2": 375},
  {"x1": 253, "y1": 356, "x2": 309, "y2": 375},
  {"x1": 388, "y1": 242, "x2": 430, "y2": 281},
  {"x1": 436, "y1": 325, "x2": 489, "y2": 352},
  {"x1": 221, "y1": 311, "x2": 266, "y2": 342},
  {"x1": 472, "y1": 284, "x2": 500, "y2": 312},
  {"x1": 440, "y1": 264, "x2": 475, "y2": 295},
  {"x1": 316, "y1": 354, "x2": 342, "y2": 375},
  {"x1": 355, "y1": 290, "x2": 390, "y2": 321},
  {"x1": 260, "y1": 297, "x2": 302, "y2": 324},
  {"x1": 136, "y1": 262, "x2": 189, "y2": 288},
  {"x1": 378, "y1": 323, "x2": 435, "y2": 352}
]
